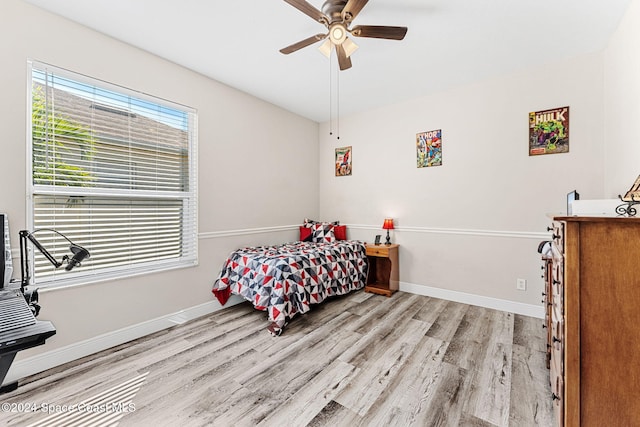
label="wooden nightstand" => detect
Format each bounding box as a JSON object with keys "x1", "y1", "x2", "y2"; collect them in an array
[{"x1": 364, "y1": 243, "x2": 399, "y2": 297}]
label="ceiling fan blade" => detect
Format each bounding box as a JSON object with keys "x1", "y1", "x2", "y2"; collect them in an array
[
  {"x1": 342, "y1": 0, "x2": 369, "y2": 22},
  {"x1": 283, "y1": 0, "x2": 328, "y2": 24},
  {"x1": 280, "y1": 33, "x2": 327, "y2": 54},
  {"x1": 335, "y1": 44, "x2": 352, "y2": 71},
  {"x1": 350, "y1": 25, "x2": 408, "y2": 40}
]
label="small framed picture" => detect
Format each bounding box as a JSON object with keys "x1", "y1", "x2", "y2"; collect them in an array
[
  {"x1": 529, "y1": 106, "x2": 569, "y2": 156},
  {"x1": 416, "y1": 129, "x2": 442, "y2": 168},
  {"x1": 374, "y1": 235, "x2": 381, "y2": 245},
  {"x1": 335, "y1": 146, "x2": 352, "y2": 176}
]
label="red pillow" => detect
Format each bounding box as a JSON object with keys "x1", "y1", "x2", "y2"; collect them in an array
[
  {"x1": 299, "y1": 226, "x2": 312, "y2": 241},
  {"x1": 334, "y1": 225, "x2": 347, "y2": 240}
]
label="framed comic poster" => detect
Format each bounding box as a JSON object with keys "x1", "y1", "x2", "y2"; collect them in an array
[
  {"x1": 417, "y1": 129, "x2": 442, "y2": 168},
  {"x1": 529, "y1": 106, "x2": 569, "y2": 156},
  {"x1": 335, "y1": 146, "x2": 352, "y2": 176}
]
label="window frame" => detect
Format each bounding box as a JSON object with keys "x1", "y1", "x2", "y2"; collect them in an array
[{"x1": 26, "y1": 60, "x2": 198, "y2": 289}]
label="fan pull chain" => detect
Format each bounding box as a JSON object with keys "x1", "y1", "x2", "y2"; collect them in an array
[
  {"x1": 327, "y1": 52, "x2": 340, "y2": 140},
  {"x1": 336, "y1": 66, "x2": 340, "y2": 140},
  {"x1": 329, "y1": 51, "x2": 333, "y2": 137}
]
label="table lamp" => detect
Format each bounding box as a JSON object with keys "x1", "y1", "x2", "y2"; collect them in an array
[{"x1": 382, "y1": 218, "x2": 394, "y2": 245}]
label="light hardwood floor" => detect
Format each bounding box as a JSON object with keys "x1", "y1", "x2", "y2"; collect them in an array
[{"x1": 0, "y1": 291, "x2": 553, "y2": 426}]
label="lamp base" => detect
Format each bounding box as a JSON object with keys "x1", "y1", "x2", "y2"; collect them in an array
[{"x1": 385, "y1": 230, "x2": 391, "y2": 245}]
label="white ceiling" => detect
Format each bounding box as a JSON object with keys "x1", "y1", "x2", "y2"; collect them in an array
[{"x1": 23, "y1": 0, "x2": 631, "y2": 123}]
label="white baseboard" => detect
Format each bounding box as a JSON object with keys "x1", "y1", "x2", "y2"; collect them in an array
[
  {"x1": 3, "y1": 296, "x2": 243, "y2": 387},
  {"x1": 400, "y1": 281, "x2": 544, "y2": 319}
]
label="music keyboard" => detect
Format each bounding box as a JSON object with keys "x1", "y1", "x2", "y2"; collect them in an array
[{"x1": 0, "y1": 288, "x2": 56, "y2": 392}]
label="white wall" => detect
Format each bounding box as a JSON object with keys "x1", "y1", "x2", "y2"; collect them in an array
[
  {"x1": 319, "y1": 52, "x2": 606, "y2": 310},
  {"x1": 0, "y1": 0, "x2": 318, "y2": 363},
  {"x1": 604, "y1": 0, "x2": 640, "y2": 196}
]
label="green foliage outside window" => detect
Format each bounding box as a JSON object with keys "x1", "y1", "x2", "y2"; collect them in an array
[{"x1": 32, "y1": 85, "x2": 95, "y2": 187}]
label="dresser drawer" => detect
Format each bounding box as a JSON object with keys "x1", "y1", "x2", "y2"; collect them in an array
[
  {"x1": 551, "y1": 221, "x2": 565, "y2": 254},
  {"x1": 366, "y1": 245, "x2": 390, "y2": 257},
  {"x1": 550, "y1": 346, "x2": 564, "y2": 387},
  {"x1": 551, "y1": 315, "x2": 564, "y2": 354},
  {"x1": 552, "y1": 260, "x2": 564, "y2": 315},
  {"x1": 551, "y1": 364, "x2": 564, "y2": 427}
]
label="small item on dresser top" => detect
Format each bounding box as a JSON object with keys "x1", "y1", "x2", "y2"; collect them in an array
[
  {"x1": 570, "y1": 199, "x2": 620, "y2": 216},
  {"x1": 567, "y1": 190, "x2": 579, "y2": 215},
  {"x1": 616, "y1": 174, "x2": 640, "y2": 216}
]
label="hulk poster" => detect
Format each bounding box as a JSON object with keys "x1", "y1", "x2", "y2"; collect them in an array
[{"x1": 529, "y1": 106, "x2": 569, "y2": 156}]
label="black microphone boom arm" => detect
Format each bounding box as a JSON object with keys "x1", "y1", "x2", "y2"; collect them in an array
[{"x1": 19, "y1": 229, "x2": 90, "y2": 291}]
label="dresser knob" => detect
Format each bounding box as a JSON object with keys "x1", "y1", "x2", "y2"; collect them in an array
[
  {"x1": 553, "y1": 280, "x2": 560, "y2": 285},
  {"x1": 552, "y1": 393, "x2": 560, "y2": 401},
  {"x1": 552, "y1": 234, "x2": 560, "y2": 240},
  {"x1": 553, "y1": 336, "x2": 561, "y2": 343},
  {"x1": 542, "y1": 324, "x2": 547, "y2": 329},
  {"x1": 547, "y1": 226, "x2": 553, "y2": 232}
]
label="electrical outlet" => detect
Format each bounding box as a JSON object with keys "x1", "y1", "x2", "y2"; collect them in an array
[{"x1": 516, "y1": 278, "x2": 527, "y2": 291}]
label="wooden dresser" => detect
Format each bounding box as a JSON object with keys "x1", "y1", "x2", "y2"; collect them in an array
[{"x1": 545, "y1": 216, "x2": 640, "y2": 426}]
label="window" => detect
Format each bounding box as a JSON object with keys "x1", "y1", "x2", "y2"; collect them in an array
[{"x1": 28, "y1": 61, "x2": 198, "y2": 287}]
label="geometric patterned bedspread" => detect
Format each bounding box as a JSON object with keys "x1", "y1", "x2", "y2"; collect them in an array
[{"x1": 212, "y1": 240, "x2": 369, "y2": 335}]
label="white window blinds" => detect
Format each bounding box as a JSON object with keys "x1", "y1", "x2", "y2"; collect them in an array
[{"x1": 28, "y1": 61, "x2": 198, "y2": 287}]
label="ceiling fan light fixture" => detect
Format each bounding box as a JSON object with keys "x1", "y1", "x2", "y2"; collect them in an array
[
  {"x1": 329, "y1": 23, "x2": 347, "y2": 45},
  {"x1": 318, "y1": 39, "x2": 333, "y2": 58},
  {"x1": 342, "y1": 37, "x2": 358, "y2": 57}
]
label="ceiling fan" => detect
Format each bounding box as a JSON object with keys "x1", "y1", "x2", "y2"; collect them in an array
[{"x1": 280, "y1": 0, "x2": 408, "y2": 71}]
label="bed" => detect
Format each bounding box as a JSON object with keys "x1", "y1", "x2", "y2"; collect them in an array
[{"x1": 211, "y1": 236, "x2": 369, "y2": 336}]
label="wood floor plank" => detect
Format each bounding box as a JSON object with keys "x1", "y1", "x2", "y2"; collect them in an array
[
  {"x1": 338, "y1": 294, "x2": 429, "y2": 368},
  {"x1": 233, "y1": 312, "x2": 357, "y2": 384},
  {"x1": 349, "y1": 292, "x2": 420, "y2": 335},
  {"x1": 509, "y1": 344, "x2": 554, "y2": 426},
  {"x1": 241, "y1": 327, "x2": 361, "y2": 398},
  {"x1": 462, "y1": 310, "x2": 514, "y2": 426},
  {"x1": 356, "y1": 335, "x2": 452, "y2": 426},
  {"x1": 256, "y1": 359, "x2": 358, "y2": 427},
  {"x1": 426, "y1": 300, "x2": 470, "y2": 342},
  {"x1": 0, "y1": 291, "x2": 553, "y2": 427},
  {"x1": 443, "y1": 305, "x2": 496, "y2": 370},
  {"x1": 306, "y1": 400, "x2": 361, "y2": 427},
  {"x1": 411, "y1": 296, "x2": 449, "y2": 327},
  {"x1": 333, "y1": 318, "x2": 432, "y2": 416},
  {"x1": 513, "y1": 313, "x2": 547, "y2": 353},
  {"x1": 414, "y1": 361, "x2": 471, "y2": 427}
]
